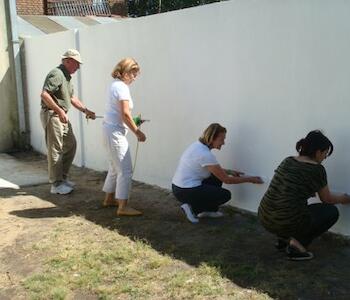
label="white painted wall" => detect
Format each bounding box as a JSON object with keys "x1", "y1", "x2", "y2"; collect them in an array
[{"x1": 23, "y1": 0, "x2": 350, "y2": 235}]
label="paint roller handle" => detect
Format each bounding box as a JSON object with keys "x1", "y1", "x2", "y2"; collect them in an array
[
  {"x1": 133, "y1": 115, "x2": 142, "y2": 126},
  {"x1": 133, "y1": 114, "x2": 150, "y2": 127}
]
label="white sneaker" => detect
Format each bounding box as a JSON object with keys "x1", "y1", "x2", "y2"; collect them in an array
[
  {"x1": 50, "y1": 183, "x2": 73, "y2": 195},
  {"x1": 180, "y1": 203, "x2": 199, "y2": 223},
  {"x1": 63, "y1": 179, "x2": 76, "y2": 188},
  {"x1": 197, "y1": 211, "x2": 224, "y2": 218}
]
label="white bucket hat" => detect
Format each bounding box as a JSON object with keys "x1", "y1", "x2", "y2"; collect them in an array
[{"x1": 61, "y1": 49, "x2": 83, "y2": 64}]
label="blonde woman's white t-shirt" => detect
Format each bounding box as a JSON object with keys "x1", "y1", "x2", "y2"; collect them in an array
[
  {"x1": 172, "y1": 141, "x2": 219, "y2": 188},
  {"x1": 104, "y1": 79, "x2": 133, "y2": 132}
]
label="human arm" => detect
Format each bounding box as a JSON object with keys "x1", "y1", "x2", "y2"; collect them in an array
[
  {"x1": 41, "y1": 90, "x2": 68, "y2": 123},
  {"x1": 71, "y1": 96, "x2": 96, "y2": 120},
  {"x1": 318, "y1": 185, "x2": 350, "y2": 204},
  {"x1": 120, "y1": 100, "x2": 146, "y2": 142},
  {"x1": 225, "y1": 169, "x2": 245, "y2": 177},
  {"x1": 207, "y1": 165, "x2": 263, "y2": 184}
]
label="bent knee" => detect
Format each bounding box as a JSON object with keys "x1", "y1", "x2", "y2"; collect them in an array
[
  {"x1": 330, "y1": 204, "x2": 340, "y2": 222},
  {"x1": 222, "y1": 189, "x2": 231, "y2": 201},
  {"x1": 322, "y1": 203, "x2": 340, "y2": 224}
]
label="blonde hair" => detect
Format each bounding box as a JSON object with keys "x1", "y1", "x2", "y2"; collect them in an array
[
  {"x1": 111, "y1": 58, "x2": 140, "y2": 79},
  {"x1": 199, "y1": 123, "x2": 227, "y2": 147}
]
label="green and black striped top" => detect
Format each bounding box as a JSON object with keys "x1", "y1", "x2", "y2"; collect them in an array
[{"x1": 258, "y1": 156, "x2": 327, "y2": 237}]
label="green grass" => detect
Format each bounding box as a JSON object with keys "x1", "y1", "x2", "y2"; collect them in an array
[{"x1": 22, "y1": 217, "x2": 271, "y2": 300}]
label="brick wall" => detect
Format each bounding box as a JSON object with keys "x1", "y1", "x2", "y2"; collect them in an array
[
  {"x1": 16, "y1": 0, "x2": 46, "y2": 15},
  {"x1": 17, "y1": 0, "x2": 127, "y2": 16}
]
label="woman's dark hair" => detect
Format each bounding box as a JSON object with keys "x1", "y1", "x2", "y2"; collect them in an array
[{"x1": 296, "y1": 130, "x2": 333, "y2": 158}]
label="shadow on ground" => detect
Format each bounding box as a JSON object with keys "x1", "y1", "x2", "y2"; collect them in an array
[{"x1": 3, "y1": 152, "x2": 350, "y2": 300}]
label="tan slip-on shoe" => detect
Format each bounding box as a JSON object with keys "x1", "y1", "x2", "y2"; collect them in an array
[{"x1": 117, "y1": 207, "x2": 143, "y2": 216}]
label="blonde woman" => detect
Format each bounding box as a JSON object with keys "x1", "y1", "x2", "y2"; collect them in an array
[
  {"x1": 102, "y1": 58, "x2": 146, "y2": 216},
  {"x1": 172, "y1": 123, "x2": 263, "y2": 223}
]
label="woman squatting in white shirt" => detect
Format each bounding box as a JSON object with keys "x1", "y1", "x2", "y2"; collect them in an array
[{"x1": 172, "y1": 123, "x2": 263, "y2": 223}]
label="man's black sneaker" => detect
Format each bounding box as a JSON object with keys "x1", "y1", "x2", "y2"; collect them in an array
[{"x1": 286, "y1": 245, "x2": 314, "y2": 261}]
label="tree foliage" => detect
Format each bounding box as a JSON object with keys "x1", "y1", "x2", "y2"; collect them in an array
[{"x1": 128, "y1": 0, "x2": 224, "y2": 17}]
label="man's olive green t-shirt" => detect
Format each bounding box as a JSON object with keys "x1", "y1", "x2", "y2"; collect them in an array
[
  {"x1": 42, "y1": 64, "x2": 73, "y2": 111},
  {"x1": 258, "y1": 156, "x2": 327, "y2": 238}
]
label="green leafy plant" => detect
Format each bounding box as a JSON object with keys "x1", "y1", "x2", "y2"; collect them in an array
[{"x1": 128, "y1": 0, "x2": 224, "y2": 17}]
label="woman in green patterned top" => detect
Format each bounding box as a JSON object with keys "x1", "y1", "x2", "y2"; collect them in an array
[{"x1": 258, "y1": 130, "x2": 350, "y2": 261}]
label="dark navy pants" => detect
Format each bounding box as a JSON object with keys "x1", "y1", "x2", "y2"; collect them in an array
[{"x1": 172, "y1": 175, "x2": 231, "y2": 215}]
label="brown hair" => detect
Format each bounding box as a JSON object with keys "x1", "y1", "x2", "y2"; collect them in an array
[
  {"x1": 199, "y1": 123, "x2": 227, "y2": 147},
  {"x1": 111, "y1": 58, "x2": 140, "y2": 80}
]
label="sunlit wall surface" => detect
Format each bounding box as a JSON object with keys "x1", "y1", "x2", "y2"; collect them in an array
[{"x1": 24, "y1": 0, "x2": 350, "y2": 235}]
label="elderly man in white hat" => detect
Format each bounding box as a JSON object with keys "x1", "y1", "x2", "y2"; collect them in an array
[{"x1": 40, "y1": 49, "x2": 96, "y2": 194}]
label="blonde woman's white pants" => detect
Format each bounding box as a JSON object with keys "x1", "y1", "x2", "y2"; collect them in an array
[{"x1": 102, "y1": 124, "x2": 133, "y2": 200}]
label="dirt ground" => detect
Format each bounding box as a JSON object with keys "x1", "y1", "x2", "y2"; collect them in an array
[{"x1": 1, "y1": 151, "x2": 350, "y2": 300}]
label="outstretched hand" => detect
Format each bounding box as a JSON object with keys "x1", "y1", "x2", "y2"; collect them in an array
[
  {"x1": 85, "y1": 109, "x2": 96, "y2": 120},
  {"x1": 250, "y1": 176, "x2": 264, "y2": 184}
]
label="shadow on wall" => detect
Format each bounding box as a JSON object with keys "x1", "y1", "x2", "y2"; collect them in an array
[
  {"x1": 0, "y1": 0, "x2": 19, "y2": 151},
  {"x1": 19, "y1": 41, "x2": 31, "y2": 147},
  {"x1": 4, "y1": 162, "x2": 350, "y2": 300},
  {"x1": 0, "y1": 66, "x2": 19, "y2": 151}
]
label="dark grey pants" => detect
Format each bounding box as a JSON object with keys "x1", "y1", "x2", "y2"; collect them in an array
[{"x1": 293, "y1": 203, "x2": 339, "y2": 247}]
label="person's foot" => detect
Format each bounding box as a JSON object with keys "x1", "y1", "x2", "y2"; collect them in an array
[
  {"x1": 275, "y1": 238, "x2": 288, "y2": 251},
  {"x1": 289, "y1": 237, "x2": 307, "y2": 253},
  {"x1": 180, "y1": 203, "x2": 199, "y2": 223},
  {"x1": 50, "y1": 183, "x2": 73, "y2": 195},
  {"x1": 117, "y1": 206, "x2": 142, "y2": 216},
  {"x1": 102, "y1": 193, "x2": 116, "y2": 207},
  {"x1": 197, "y1": 211, "x2": 224, "y2": 218},
  {"x1": 286, "y1": 245, "x2": 314, "y2": 261},
  {"x1": 63, "y1": 179, "x2": 76, "y2": 188},
  {"x1": 102, "y1": 198, "x2": 119, "y2": 207}
]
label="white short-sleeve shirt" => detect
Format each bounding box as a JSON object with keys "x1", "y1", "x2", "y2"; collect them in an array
[
  {"x1": 104, "y1": 79, "x2": 133, "y2": 131},
  {"x1": 172, "y1": 141, "x2": 219, "y2": 188}
]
